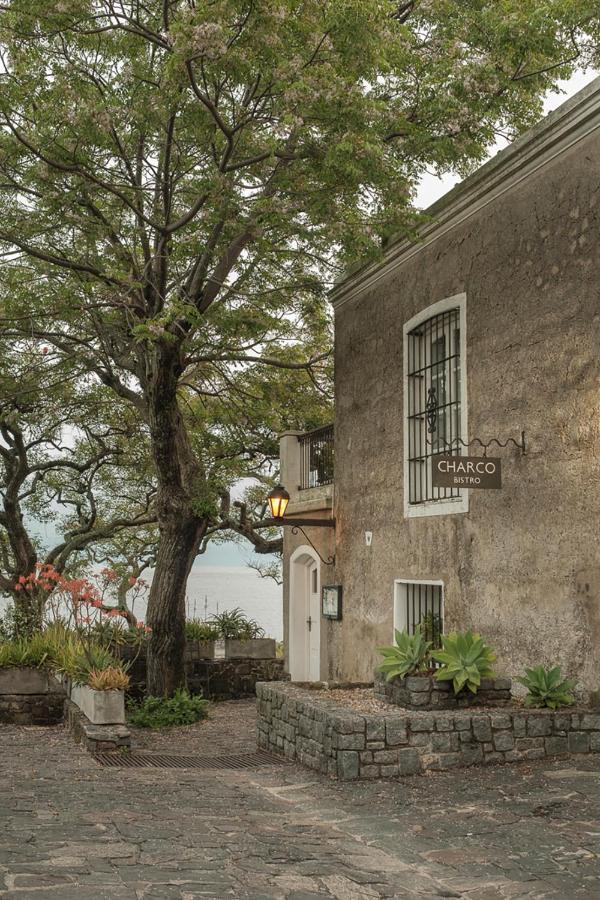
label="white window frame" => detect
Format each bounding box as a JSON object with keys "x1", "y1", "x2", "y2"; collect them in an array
[
  {"x1": 403, "y1": 293, "x2": 469, "y2": 518},
  {"x1": 393, "y1": 578, "x2": 445, "y2": 638}
]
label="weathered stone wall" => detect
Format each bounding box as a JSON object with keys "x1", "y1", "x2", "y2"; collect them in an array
[
  {"x1": 0, "y1": 668, "x2": 65, "y2": 725},
  {"x1": 257, "y1": 682, "x2": 600, "y2": 780},
  {"x1": 374, "y1": 672, "x2": 511, "y2": 709},
  {"x1": 119, "y1": 645, "x2": 285, "y2": 700},
  {"x1": 64, "y1": 699, "x2": 131, "y2": 753},
  {"x1": 329, "y1": 103, "x2": 600, "y2": 691},
  {"x1": 188, "y1": 658, "x2": 285, "y2": 700}
]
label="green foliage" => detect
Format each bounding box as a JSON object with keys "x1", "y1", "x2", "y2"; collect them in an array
[
  {"x1": 209, "y1": 608, "x2": 265, "y2": 640},
  {"x1": 432, "y1": 631, "x2": 496, "y2": 695},
  {"x1": 515, "y1": 665, "x2": 576, "y2": 709},
  {"x1": 185, "y1": 620, "x2": 220, "y2": 642},
  {"x1": 0, "y1": 633, "x2": 53, "y2": 669},
  {"x1": 377, "y1": 628, "x2": 432, "y2": 681},
  {"x1": 127, "y1": 689, "x2": 209, "y2": 728},
  {"x1": 70, "y1": 646, "x2": 128, "y2": 686}
]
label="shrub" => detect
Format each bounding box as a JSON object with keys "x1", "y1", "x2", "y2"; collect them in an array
[
  {"x1": 71, "y1": 645, "x2": 127, "y2": 685},
  {"x1": 209, "y1": 608, "x2": 265, "y2": 640},
  {"x1": 185, "y1": 620, "x2": 220, "y2": 642},
  {"x1": 377, "y1": 628, "x2": 432, "y2": 681},
  {"x1": 88, "y1": 666, "x2": 130, "y2": 691},
  {"x1": 0, "y1": 633, "x2": 52, "y2": 669},
  {"x1": 432, "y1": 631, "x2": 496, "y2": 695},
  {"x1": 515, "y1": 665, "x2": 576, "y2": 709},
  {"x1": 128, "y1": 689, "x2": 209, "y2": 728}
]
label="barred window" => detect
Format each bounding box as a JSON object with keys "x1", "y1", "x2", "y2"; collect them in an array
[
  {"x1": 404, "y1": 298, "x2": 467, "y2": 514},
  {"x1": 394, "y1": 581, "x2": 444, "y2": 652}
]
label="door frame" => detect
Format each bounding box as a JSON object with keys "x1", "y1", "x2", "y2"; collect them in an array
[{"x1": 288, "y1": 545, "x2": 321, "y2": 681}]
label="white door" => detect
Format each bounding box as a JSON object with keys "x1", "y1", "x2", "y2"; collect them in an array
[
  {"x1": 307, "y1": 562, "x2": 321, "y2": 681},
  {"x1": 289, "y1": 550, "x2": 321, "y2": 682}
]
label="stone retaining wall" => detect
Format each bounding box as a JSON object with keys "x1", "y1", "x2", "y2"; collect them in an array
[
  {"x1": 0, "y1": 667, "x2": 65, "y2": 725},
  {"x1": 120, "y1": 647, "x2": 285, "y2": 700},
  {"x1": 257, "y1": 682, "x2": 600, "y2": 780},
  {"x1": 374, "y1": 672, "x2": 512, "y2": 709},
  {"x1": 64, "y1": 699, "x2": 131, "y2": 753}
]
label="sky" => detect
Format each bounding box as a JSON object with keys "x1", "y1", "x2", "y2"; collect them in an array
[{"x1": 198, "y1": 67, "x2": 598, "y2": 571}]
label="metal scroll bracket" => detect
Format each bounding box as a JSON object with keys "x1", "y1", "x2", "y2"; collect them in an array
[
  {"x1": 425, "y1": 387, "x2": 526, "y2": 457},
  {"x1": 290, "y1": 524, "x2": 335, "y2": 566}
]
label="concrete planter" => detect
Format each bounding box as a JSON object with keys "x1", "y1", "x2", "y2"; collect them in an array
[
  {"x1": 0, "y1": 666, "x2": 65, "y2": 725},
  {"x1": 0, "y1": 666, "x2": 60, "y2": 695},
  {"x1": 225, "y1": 638, "x2": 276, "y2": 659},
  {"x1": 70, "y1": 683, "x2": 125, "y2": 725},
  {"x1": 184, "y1": 640, "x2": 215, "y2": 661}
]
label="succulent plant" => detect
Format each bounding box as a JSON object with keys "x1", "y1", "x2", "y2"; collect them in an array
[
  {"x1": 515, "y1": 665, "x2": 576, "y2": 709},
  {"x1": 431, "y1": 631, "x2": 496, "y2": 695},
  {"x1": 377, "y1": 628, "x2": 432, "y2": 681}
]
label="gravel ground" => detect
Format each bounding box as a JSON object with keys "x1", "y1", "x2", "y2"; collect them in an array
[{"x1": 129, "y1": 698, "x2": 258, "y2": 755}]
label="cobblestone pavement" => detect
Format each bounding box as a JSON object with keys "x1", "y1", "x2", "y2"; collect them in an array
[{"x1": 2, "y1": 700, "x2": 600, "y2": 898}]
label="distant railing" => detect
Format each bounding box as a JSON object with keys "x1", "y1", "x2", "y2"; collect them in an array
[{"x1": 298, "y1": 424, "x2": 334, "y2": 490}]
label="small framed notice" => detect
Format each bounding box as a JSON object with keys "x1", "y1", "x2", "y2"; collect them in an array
[{"x1": 322, "y1": 585, "x2": 342, "y2": 620}]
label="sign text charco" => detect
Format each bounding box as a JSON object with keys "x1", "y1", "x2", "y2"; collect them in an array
[{"x1": 432, "y1": 454, "x2": 502, "y2": 490}]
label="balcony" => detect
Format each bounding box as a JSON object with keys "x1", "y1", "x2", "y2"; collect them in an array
[
  {"x1": 298, "y1": 424, "x2": 334, "y2": 490},
  {"x1": 279, "y1": 424, "x2": 334, "y2": 516}
]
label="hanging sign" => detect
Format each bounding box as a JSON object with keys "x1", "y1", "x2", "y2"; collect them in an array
[{"x1": 432, "y1": 454, "x2": 502, "y2": 489}]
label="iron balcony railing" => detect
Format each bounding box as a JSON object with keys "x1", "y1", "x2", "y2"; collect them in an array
[{"x1": 298, "y1": 424, "x2": 334, "y2": 490}]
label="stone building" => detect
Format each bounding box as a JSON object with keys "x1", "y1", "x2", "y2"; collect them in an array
[{"x1": 280, "y1": 77, "x2": 600, "y2": 697}]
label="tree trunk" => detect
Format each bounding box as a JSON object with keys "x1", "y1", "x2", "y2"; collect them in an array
[
  {"x1": 144, "y1": 343, "x2": 207, "y2": 696},
  {"x1": 145, "y1": 513, "x2": 206, "y2": 695}
]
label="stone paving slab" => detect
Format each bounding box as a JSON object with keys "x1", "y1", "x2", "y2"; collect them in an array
[{"x1": 2, "y1": 701, "x2": 600, "y2": 898}]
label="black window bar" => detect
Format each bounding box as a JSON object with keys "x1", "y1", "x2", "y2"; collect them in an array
[
  {"x1": 298, "y1": 424, "x2": 334, "y2": 490},
  {"x1": 407, "y1": 308, "x2": 462, "y2": 504},
  {"x1": 404, "y1": 582, "x2": 444, "y2": 654}
]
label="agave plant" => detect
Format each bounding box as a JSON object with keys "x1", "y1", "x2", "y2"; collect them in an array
[
  {"x1": 431, "y1": 631, "x2": 496, "y2": 695},
  {"x1": 377, "y1": 628, "x2": 432, "y2": 682},
  {"x1": 515, "y1": 665, "x2": 576, "y2": 709},
  {"x1": 88, "y1": 666, "x2": 130, "y2": 692}
]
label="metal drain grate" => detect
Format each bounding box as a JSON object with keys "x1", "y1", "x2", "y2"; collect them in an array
[{"x1": 94, "y1": 750, "x2": 285, "y2": 770}]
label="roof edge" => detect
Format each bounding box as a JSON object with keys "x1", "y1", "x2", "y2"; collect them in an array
[{"x1": 331, "y1": 74, "x2": 600, "y2": 309}]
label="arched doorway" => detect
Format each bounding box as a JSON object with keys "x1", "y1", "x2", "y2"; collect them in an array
[{"x1": 289, "y1": 546, "x2": 321, "y2": 681}]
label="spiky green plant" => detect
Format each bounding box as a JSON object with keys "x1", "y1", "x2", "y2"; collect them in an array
[
  {"x1": 431, "y1": 631, "x2": 496, "y2": 695},
  {"x1": 377, "y1": 628, "x2": 432, "y2": 681},
  {"x1": 515, "y1": 665, "x2": 576, "y2": 709}
]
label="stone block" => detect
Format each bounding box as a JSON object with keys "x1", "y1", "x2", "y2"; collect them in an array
[
  {"x1": 553, "y1": 712, "x2": 572, "y2": 732},
  {"x1": 453, "y1": 715, "x2": 471, "y2": 731},
  {"x1": 522, "y1": 748, "x2": 546, "y2": 760},
  {"x1": 511, "y1": 716, "x2": 526, "y2": 737},
  {"x1": 490, "y1": 713, "x2": 512, "y2": 730},
  {"x1": 386, "y1": 718, "x2": 408, "y2": 745},
  {"x1": 337, "y1": 751, "x2": 359, "y2": 780},
  {"x1": 493, "y1": 731, "x2": 515, "y2": 752},
  {"x1": 493, "y1": 677, "x2": 512, "y2": 691},
  {"x1": 335, "y1": 715, "x2": 365, "y2": 734},
  {"x1": 545, "y1": 736, "x2": 568, "y2": 755},
  {"x1": 373, "y1": 750, "x2": 398, "y2": 764},
  {"x1": 460, "y1": 744, "x2": 484, "y2": 766},
  {"x1": 431, "y1": 732, "x2": 459, "y2": 753},
  {"x1": 483, "y1": 751, "x2": 505, "y2": 764},
  {"x1": 398, "y1": 748, "x2": 422, "y2": 776},
  {"x1": 568, "y1": 731, "x2": 590, "y2": 753},
  {"x1": 590, "y1": 732, "x2": 600, "y2": 752},
  {"x1": 516, "y1": 737, "x2": 544, "y2": 750},
  {"x1": 360, "y1": 751, "x2": 374, "y2": 764},
  {"x1": 405, "y1": 676, "x2": 431, "y2": 692},
  {"x1": 365, "y1": 716, "x2": 386, "y2": 741},
  {"x1": 366, "y1": 740, "x2": 385, "y2": 750},
  {"x1": 380, "y1": 764, "x2": 400, "y2": 777},
  {"x1": 409, "y1": 732, "x2": 432, "y2": 747},
  {"x1": 428, "y1": 752, "x2": 461, "y2": 770},
  {"x1": 527, "y1": 716, "x2": 553, "y2": 737},
  {"x1": 472, "y1": 718, "x2": 492, "y2": 742},
  {"x1": 580, "y1": 714, "x2": 600, "y2": 731},
  {"x1": 434, "y1": 715, "x2": 454, "y2": 732},
  {"x1": 360, "y1": 765, "x2": 381, "y2": 778},
  {"x1": 410, "y1": 715, "x2": 434, "y2": 732}
]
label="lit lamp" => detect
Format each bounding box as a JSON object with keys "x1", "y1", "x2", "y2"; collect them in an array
[{"x1": 267, "y1": 484, "x2": 290, "y2": 520}]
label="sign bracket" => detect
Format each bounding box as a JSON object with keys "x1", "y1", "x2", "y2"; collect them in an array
[{"x1": 425, "y1": 387, "x2": 526, "y2": 456}]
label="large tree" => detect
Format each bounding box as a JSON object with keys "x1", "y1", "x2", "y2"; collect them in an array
[
  {"x1": 0, "y1": 0, "x2": 596, "y2": 693},
  {"x1": 0, "y1": 336, "x2": 156, "y2": 630}
]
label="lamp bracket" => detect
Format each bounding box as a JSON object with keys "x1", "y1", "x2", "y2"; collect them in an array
[{"x1": 290, "y1": 524, "x2": 335, "y2": 566}]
